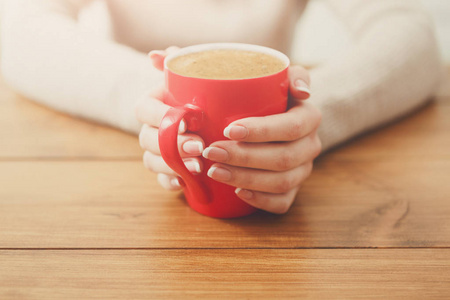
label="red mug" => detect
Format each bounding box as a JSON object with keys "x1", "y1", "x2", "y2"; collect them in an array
[{"x1": 159, "y1": 43, "x2": 290, "y2": 218}]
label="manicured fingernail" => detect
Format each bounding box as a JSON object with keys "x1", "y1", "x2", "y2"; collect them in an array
[
  {"x1": 203, "y1": 147, "x2": 228, "y2": 162},
  {"x1": 294, "y1": 79, "x2": 311, "y2": 95},
  {"x1": 223, "y1": 125, "x2": 248, "y2": 140},
  {"x1": 183, "y1": 140, "x2": 204, "y2": 155},
  {"x1": 170, "y1": 177, "x2": 182, "y2": 188},
  {"x1": 235, "y1": 188, "x2": 253, "y2": 200},
  {"x1": 184, "y1": 159, "x2": 201, "y2": 174},
  {"x1": 178, "y1": 119, "x2": 187, "y2": 134},
  {"x1": 207, "y1": 165, "x2": 232, "y2": 182}
]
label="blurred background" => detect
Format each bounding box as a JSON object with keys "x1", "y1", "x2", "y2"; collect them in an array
[
  {"x1": 293, "y1": 0, "x2": 450, "y2": 65},
  {"x1": 0, "y1": 0, "x2": 448, "y2": 65}
]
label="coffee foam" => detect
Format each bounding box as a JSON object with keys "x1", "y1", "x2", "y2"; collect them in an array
[{"x1": 165, "y1": 43, "x2": 289, "y2": 80}]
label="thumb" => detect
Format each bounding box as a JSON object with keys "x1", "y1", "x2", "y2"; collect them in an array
[{"x1": 288, "y1": 65, "x2": 311, "y2": 100}]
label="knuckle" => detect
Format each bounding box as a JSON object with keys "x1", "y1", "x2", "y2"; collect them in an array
[
  {"x1": 232, "y1": 170, "x2": 254, "y2": 189},
  {"x1": 274, "y1": 177, "x2": 294, "y2": 193},
  {"x1": 235, "y1": 148, "x2": 251, "y2": 166},
  {"x1": 275, "y1": 151, "x2": 294, "y2": 171},
  {"x1": 287, "y1": 119, "x2": 303, "y2": 140},
  {"x1": 235, "y1": 172, "x2": 251, "y2": 188},
  {"x1": 253, "y1": 123, "x2": 269, "y2": 140},
  {"x1": 274, "y1": 200, "x2": 292, "y2": 215}
]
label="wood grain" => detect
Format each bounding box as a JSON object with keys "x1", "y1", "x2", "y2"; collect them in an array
[
  {"x1": 1, "y1": 249, "x2": 449, "y2": 299},
  {"x1": 1, "y1": 62, "x2": 450, "y2": 299},
  {"x1": 1, "y1": 159, "x2": 449, "y2": 248},
  {"x1": 0, "y1": 80, "x2": 141, "y2": 159}
]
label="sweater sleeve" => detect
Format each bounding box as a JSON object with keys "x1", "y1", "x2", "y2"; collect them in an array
[
  {"x1": 1, "y1": 0, "x2": 163, "y2": 134},
  {"x1": 311, "y1": 0, "x2": 444, "y2": 151}
]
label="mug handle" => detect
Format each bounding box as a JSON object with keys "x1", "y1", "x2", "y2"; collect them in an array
[{"x1": 158, "y1": 104, "x2": 210, "y2": 204}]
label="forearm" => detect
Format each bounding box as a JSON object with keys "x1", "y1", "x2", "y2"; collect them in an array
[
  {"x1": 1, "y1": 0, "x2": 161, "y2": 134},
  {"x1": 312, "y1": 0, "x2": 444, "y2": 151}
]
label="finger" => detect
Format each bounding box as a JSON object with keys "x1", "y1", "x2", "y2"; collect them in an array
[
  {"x1": 143, "y1": 151, "x2": 203, "y2": 175},
  {"x1": 139, "y1": 124, "x2": 205, "y2": 156},
  {"x1": 135, "y1": 87, "x2": 187, "y2": 132},
  {"x1": 223, "y1": 102, "x2": 322, "y2": 142},
  {"x1": 207, "y1": 162, "x2": 313, "y2": 194},
  {"x1": 204, "y1": 131, "x2": 321, "y2": 171},
  {"x1": 135, "y1": 87, "x2": 169, "y2": 125},
  {"x1": 157, "y1": 173, "x2": 183, "y2": 191},
  {"x1": 288, "y1": 65, "x2": 311, "y2": 100},
  {"x1": 235, "y1": 186, "x2": 300, "y2": 214},
  {"x1": 135, "y1": 97, "x2": 171, "y2": 127},
  {"x1": 144, "y1": 150, "x2": 176, "y2": 175},
  {"x1": 148, "y1": 50, "x2": 166, "y2": 71},
  {"x1": 148, "y1": 46, "x2": 181, "y2": 71}
]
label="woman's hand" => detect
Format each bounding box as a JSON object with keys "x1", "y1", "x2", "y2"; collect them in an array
[
  {"x1": 136, "y1": 47, "x2": 205, "y2": 190},
  {"x1": 203, "y1": 66, "x2": 322, "y2": 214}
]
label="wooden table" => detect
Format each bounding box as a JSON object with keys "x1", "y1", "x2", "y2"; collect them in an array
[{"x1": 1, "y1": 70, "x2": 450, "y2": 299}]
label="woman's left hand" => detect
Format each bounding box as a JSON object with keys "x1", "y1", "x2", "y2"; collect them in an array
[{"x1": 203, "y1": 66, "x2": 322, "y2": 214}]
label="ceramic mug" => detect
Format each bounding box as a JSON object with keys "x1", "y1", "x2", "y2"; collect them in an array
[{"x1": 159, "y1": 43, "x2": 290, "y2": 218}]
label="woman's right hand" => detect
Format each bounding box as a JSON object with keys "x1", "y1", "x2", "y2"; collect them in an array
[{"x1": 135, "y1": 47, "x2": 205, "y2": 191}]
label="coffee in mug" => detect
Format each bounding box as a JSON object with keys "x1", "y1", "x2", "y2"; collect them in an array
[{"x1": 167, "y1": 49, "x2": 286, "y2": 80}]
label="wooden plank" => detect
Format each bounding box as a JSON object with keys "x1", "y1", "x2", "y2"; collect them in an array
[
  {"x1": 0, "y1": 249, "x2": 449, "y2": 299},
  {"x1": 1, "y1": 159, "x2": 449, "y2": 248},
  {"x1": 0, "y1": 80, "x2": 142, "y2": 159}
]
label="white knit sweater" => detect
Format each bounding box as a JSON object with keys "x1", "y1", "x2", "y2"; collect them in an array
[{"x1": 1, "y1": 0, "x2": 444, "y2": 151}]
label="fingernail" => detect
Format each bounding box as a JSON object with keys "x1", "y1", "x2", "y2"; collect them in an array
[
  {"x1": 223, "y1": 125, "x2": 248, "y2": 140},
  {"x1": 207, "y1": 165, "x2": 232, "y2": 182},
  {"x1": 203, "y1": 147, "x2": 228, "y2": 162},
  {"x1": 184, "y1": 159, "x2": 201, "y2": 174},
  {"x1": 178, "y1": 119, "x2": 187, "y2": 134},
  {"x1": 294, "y1": 79, "x2": 311, "y2": 95},
  {"x1": 170, "y1": 177, "x2": 182, "y2": 188},
  {"x1": 235, "y1": 188, "x2": 254, "y2": 200},
  {"x1": 183, "y1": 140, "x2": 204, "y2": 155}
]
